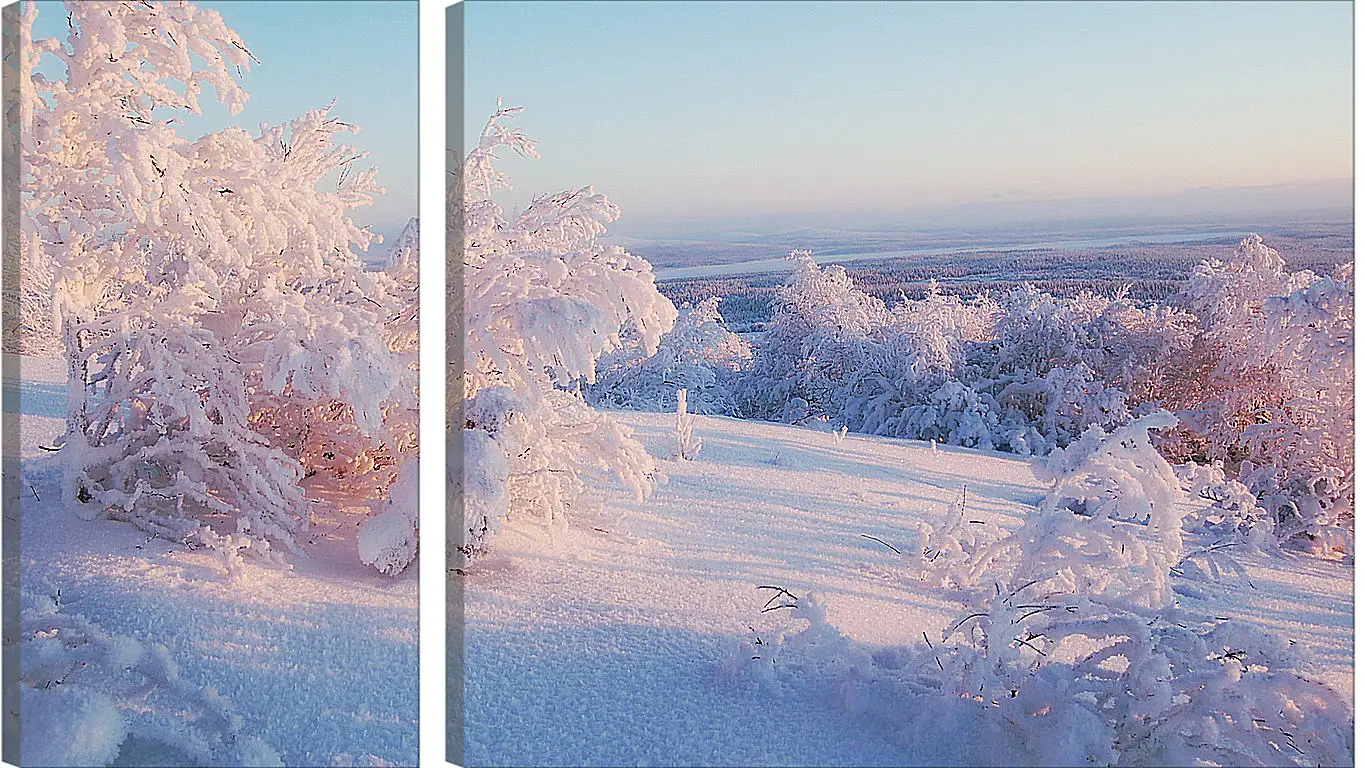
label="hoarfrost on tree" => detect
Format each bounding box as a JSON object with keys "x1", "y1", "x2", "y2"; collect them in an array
[
  {"x1": 456, "y1": 103, "x2": 676, "y2": 565},
  {"x1": 589, "y1": 296, "x2": 751, "y2": 415},
  {"x1": 18, "y1": 0, "x2": 418, "y2": 567},
  {"x1": 1178, "y1": 235, "x2": 1353, "y2": 552}
]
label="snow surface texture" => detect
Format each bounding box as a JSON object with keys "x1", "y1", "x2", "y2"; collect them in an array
[
  {"x1": 461, "y1": 410, "x2": 1352, "y2": 766},
  {"x1": 12, "y1": 356, "x2": 417, "y2": 766}
]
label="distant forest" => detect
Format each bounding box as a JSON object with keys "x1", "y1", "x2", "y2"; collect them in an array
[{"x1": 660, "y1": 233, "x2": 1353, "y2": 332}]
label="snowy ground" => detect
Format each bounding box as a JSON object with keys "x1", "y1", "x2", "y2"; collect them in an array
[
  {"x1": 461, "y1": 410, "x2": 1353, "y2": 766},
  {"x1": 10, "y1": 356, "x2": 418, "y2": 766}
]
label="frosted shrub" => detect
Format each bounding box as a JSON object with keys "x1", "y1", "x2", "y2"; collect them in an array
[
  {"x1": 919, "y1": 379, "x2": 999, "y2": 449},
  {"x1": 1177, "y1": 460, "x2": 1274, "y2": 551},
  {"x1": 674, "y1": 389, "x2": 702, "y2": 460},
  {"x1": 352, "y1": 220, "x2": 421, "y2": 574},
  {"x1": 748, "y1": 591, "x2": 1352, "y2": 767},
  {"x1": 63, "y1": 324, "x2": 306, "y2": 558},
  {"x1": 21, "y1": 1, "x2": 414, "y2": 562},
  {"x1": 986, "y1": 362, "x2": 1130, "y2": 456},
  {"x1": 457, "y1": 104, "x2": 675, "y2": 563},
  {"x1": 1178, "y1": 235, "x2": 1353, "y2": 553},
  {"x1": 905, "y1": 485, "x2": 1006, "y2": 588},
  {"x1": 457, "y1": 427, "x2": 510, "y2": 564},
  {"x1": 743, "y1": 256, "x2": 1006, "y2": 442},
  {"x1": 589, "y1": 297, "x2": 751, "y2": 415},
  {"x1": 973, "y1": 286, "x2": 1135, "y2": 455},
  {"x1": 1010, "y1": 411, "x2": 1185, "y2": 609},
  {"x1": 1249, "y1": 262, "x2": 1353, "y2": 552},
  {"x1": 834, "y1": 284, "x2": 990, "y2": 438},
  {"x1": 740, "y1": 257, "x2": 1198, "y2": 457},
  {"x1": 358, "y1": 458, "x2": 420, "y2": 576},
  {"x1": 18, "y1": 591, "x2": 282, "y2": 767},
  {"x1": 913, "y1": 411, "x2": 1187, "y2": 613},
  {"x1": 738, "y1": 252, "x2": 890, "y2": 420}
]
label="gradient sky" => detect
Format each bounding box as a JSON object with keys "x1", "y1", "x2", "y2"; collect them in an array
[
  {"x1": 30, "y1": 0, "x2": 418, "y2": 251},
  {"x1": 463, "y1": 1, "x2": 1352, "y2": 234}
]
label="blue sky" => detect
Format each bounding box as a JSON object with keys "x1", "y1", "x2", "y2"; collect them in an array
[
  {"x1": 30, "y1": 0, "x2": 418, "y2": 251},
  {"x1": 463, "y1": 1, "x2": 1352, "y2": 235}
]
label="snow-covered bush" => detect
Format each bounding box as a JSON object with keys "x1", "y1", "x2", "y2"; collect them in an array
[
  {"x1": 1011, "y1": 411, "x2": 1186, "y2": 609},
  {"x1": 740, "y1": 256, "x2": 1199, "y2": 457},
  {"x1": 359, "y1": 457, "x2": 420, "y2": 576},
  {"x1": 674, "y1": 389, "x2": 702, "y2": 460},
  {"x1": 1177, "y1": 235, "x2": 1352, "y2": 553},
  {"x1": 971, "y1": 286, "x2": 1135, "y2": 455},
  {"x1": 898, "y1": 484, "x2": 1006, "y2": 589},
  {"x1": 589, "y1": 296, "x2": 751, "y2": 415},
  {"x1": 62, "y1": 323, "x2": 307, "y2": 558},
  {"x1": 1248, "y1": 261, "x2": 1353, "y2": 551},
  {"x1": 743, "y1": 588, "x2": 1351, "y2": 767},
  {"x1": 352, "y1": 218, "x2": 421, "y2": 574},
  {"x1": 456, "y1": 104, "x2": 676, "y2": 565},
  {"x1": 1176, "y1": 460, "x2": 1274, "y2": 551},
  {"x1": 821, "y1": 281, "x2": 991, "y2": 440},
  {"x1": 18, "y1": 590, "x2": 282, "y2": 766},
  {"x1": 737, "y1": 252, "x2": 891, "y2": 421},
  {"x1": 741, "y1": 255, "x2": 1003, "y2": 441},
  {"x1": 20, "y1": 1, "x2": 415, "y2": 563}
]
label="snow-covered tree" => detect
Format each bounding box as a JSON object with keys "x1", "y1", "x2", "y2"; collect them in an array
[
  {"x1": 741, "y1": 256, "x2": 1196, "y2": 455},
  {"x1": 354, "y1": 217, "x2": 421, "y2": 574},
  {"x1": 738, "y1": 252, "x2": 890, "y2": 421},
  {"x1": 972, "y1": 286, "x2": 1130, "y2": 455},
  {"x1": 832, "y1": 286, "x2": 988, "y2": 438},
  {"x1": 1177, "y1": 235, "x2": 1352, "y2": 552},
  {"x1": 19, "y1": 1, "x2": 412, "y2": 562},
  {"x1": 456, "y1": 104, "x2": 676, "y2": 564},
  {"x1": 589, "y1": 296, "x2": 751, "y2": 415}
]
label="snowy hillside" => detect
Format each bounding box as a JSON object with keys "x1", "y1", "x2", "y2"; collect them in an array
[
  {"x1": 11, "y1": 356, "x2": 418, "y2": 766},
  {"x1": 462, "y1": 410, "x2": 1353, "y2": 766}
]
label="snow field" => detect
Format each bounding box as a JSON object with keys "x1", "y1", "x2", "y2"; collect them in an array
[
  {"x1": 12, "y1": 356, "x2": 418, "y2": 766},
  {"x1": 461, "y1": 411, "x2": 1352, "y2": 765}
]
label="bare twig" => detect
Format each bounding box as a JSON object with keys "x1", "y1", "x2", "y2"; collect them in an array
[{"x1": 860, "y1": 533, "x2": 901, "y2": 555}]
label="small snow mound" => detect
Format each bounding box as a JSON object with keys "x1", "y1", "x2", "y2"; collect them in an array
[
  {"x1": 359, "y1": 507, "x2": 419, "y2": 575},
  {"x1": 20, "y1": 686, "x2": 128, "y2": 767},
  {"x1": 359, "y1": 459, "x2": 420, "y2": 575}
]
